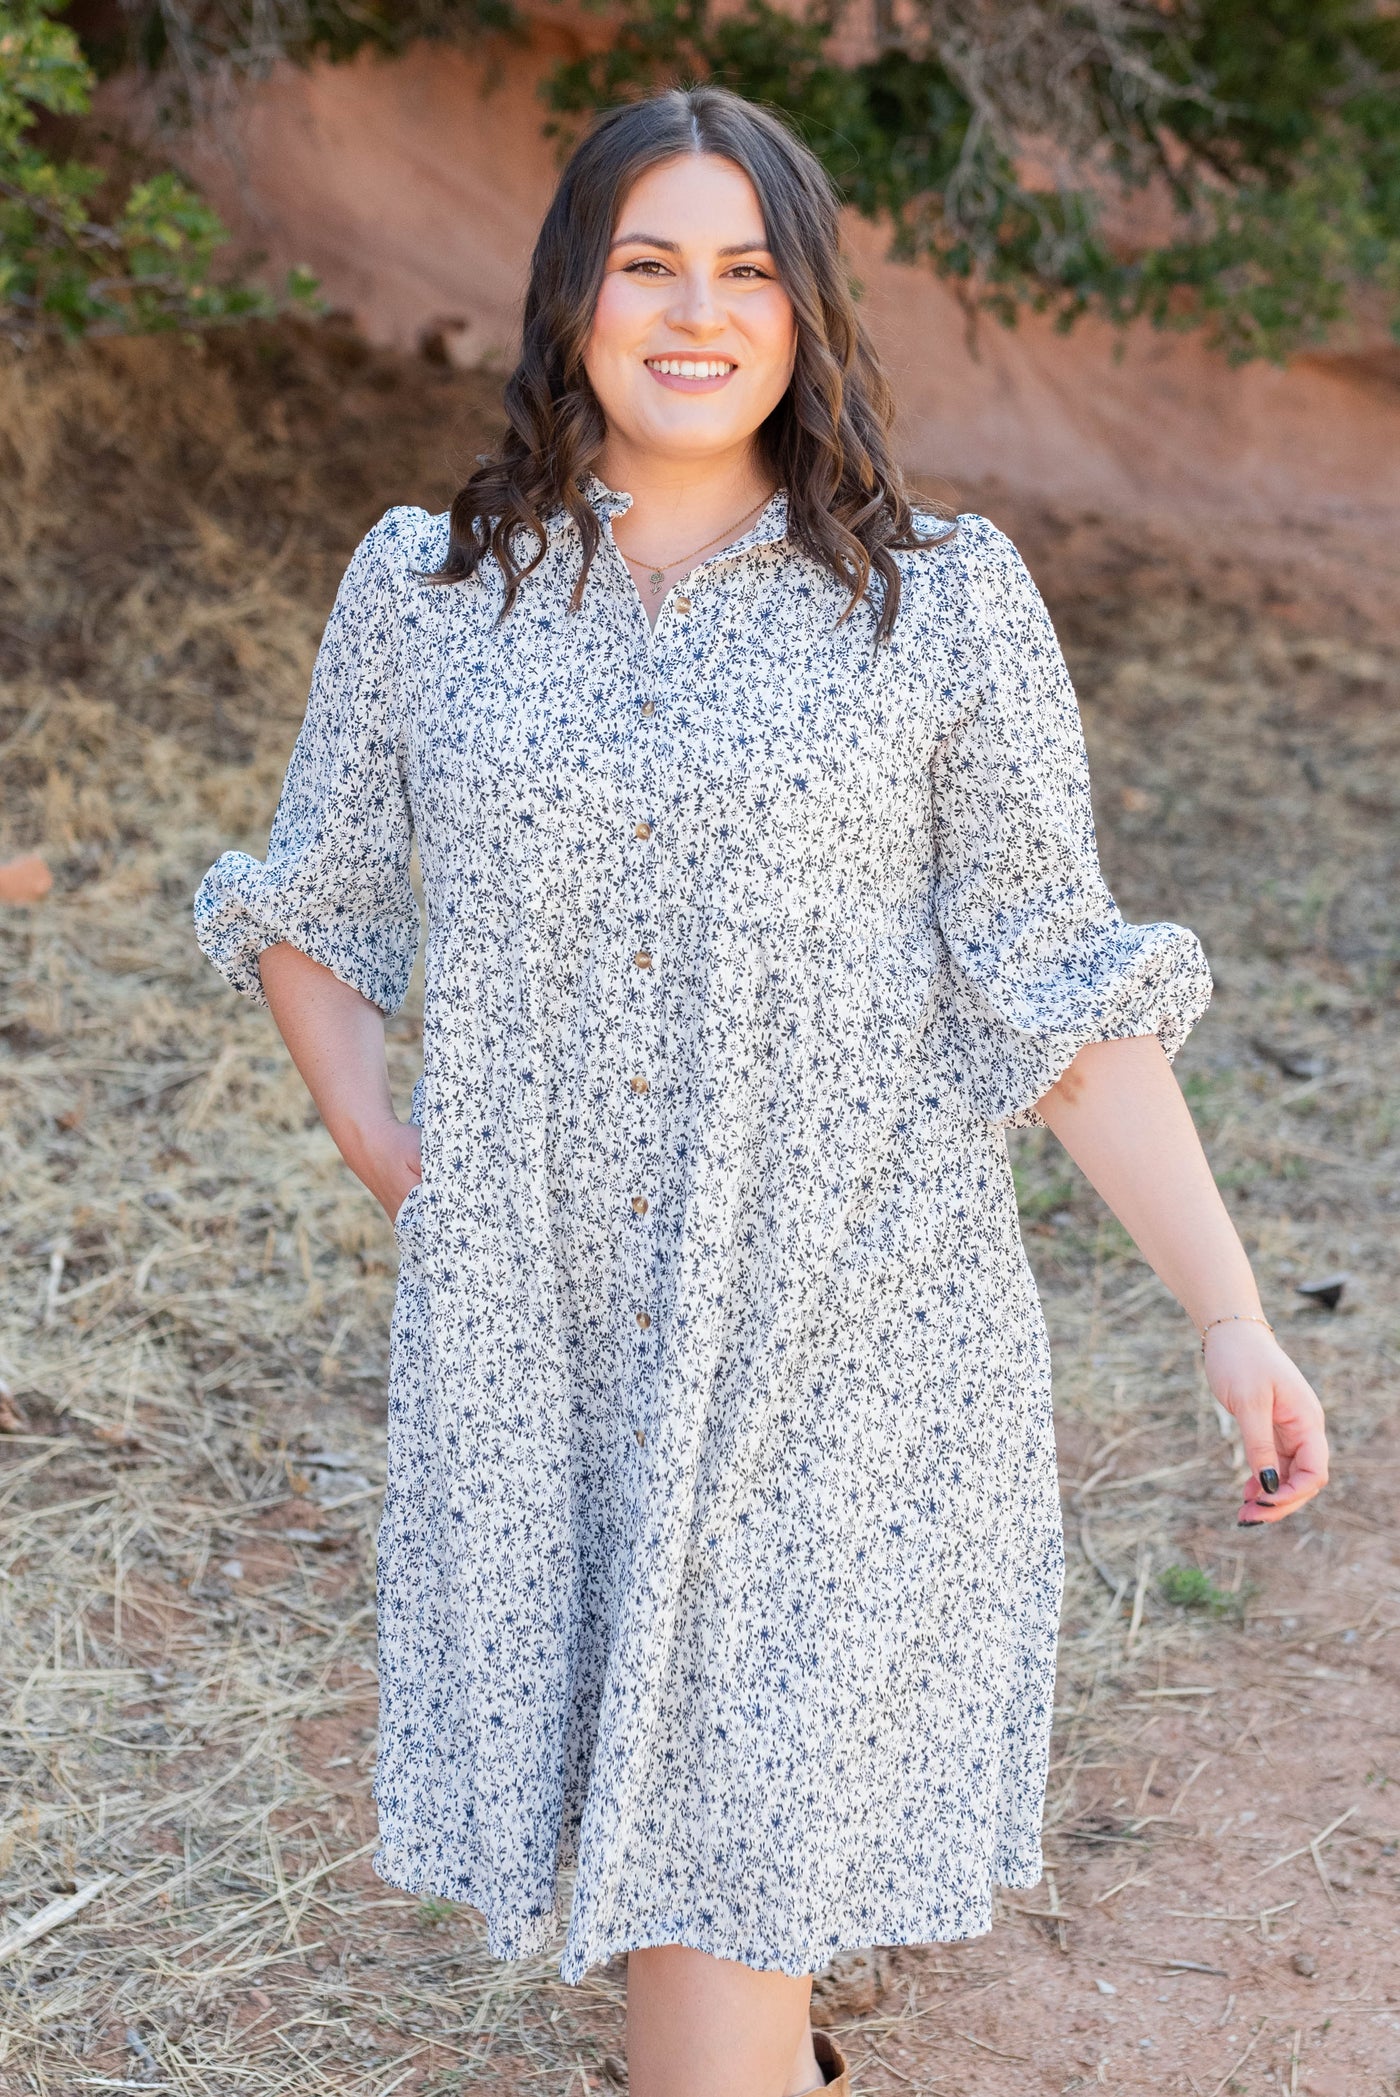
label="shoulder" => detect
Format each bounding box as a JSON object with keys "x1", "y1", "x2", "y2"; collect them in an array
[
  {"x1": 330, "y1": 507, "x2": 467, "y2": 642},
  {"x1": 354, "y1": 504, "x2": 452, "y2": 586},
  {"x1": 894, "y1": 509, "x2": 1052, "y2": 632},
  {"x1": 878, "y1": 509, "x2": 1013, "y2": 633},
  {"x1": 898, "y1": 509, "x2": 1023, "y2": 583}
]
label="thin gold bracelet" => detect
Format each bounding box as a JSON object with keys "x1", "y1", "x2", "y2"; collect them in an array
[{"x1": 1199, "y1": 1312, "x2": 1274, "y2": 1355}]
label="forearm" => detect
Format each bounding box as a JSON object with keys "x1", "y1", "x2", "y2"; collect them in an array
[
  {"x1": 1035, "y1": 1035, "x2": 1262, "y2": 1333},
  {"x1": 257, "y1": 941, "x2": 398, "y2": 1181},
  {"x1": 1034, "y1": 1033, "x2": 1327, "y2": 1524}
]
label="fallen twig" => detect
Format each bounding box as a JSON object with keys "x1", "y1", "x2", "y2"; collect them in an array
[
  {"x1": 0, "y1": 1876, "x2": 116, "y2": 1967},
  {"x1": 1251, "y1": 1805, "x2": 1356, "y2": 1879}
]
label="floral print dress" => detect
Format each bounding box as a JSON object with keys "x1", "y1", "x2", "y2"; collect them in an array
[{"x1": 195, "y1": 478, "x2": 1211, "y2": 1984}]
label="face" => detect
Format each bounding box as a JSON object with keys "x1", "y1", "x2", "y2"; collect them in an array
[{"x1": 583, "y1": 153, "x2": 798, "y2": 469}]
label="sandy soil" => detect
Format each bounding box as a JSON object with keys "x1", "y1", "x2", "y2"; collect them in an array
[
  {"x1": 860, "y1": 1439, "x2": 1400, "y2": 2096},
  {"x1": 0, "y1": 323, "x2": 1396, "y2": 2096}
]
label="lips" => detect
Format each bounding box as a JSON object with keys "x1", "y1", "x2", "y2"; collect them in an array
[
  {"x1": 645, "y1": 357, "x2": 736, "y2": 378},
  {"x1": 643, "y1": 355, "x2": 739, "y2": 395}
]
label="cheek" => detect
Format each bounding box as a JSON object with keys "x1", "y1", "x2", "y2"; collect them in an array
[
  {"x1": 583, "y1": 287, "x2": 640, "y2": 421},
  {"x1": 749, "y1": 296, "x2": 797, "y2": 395},
  {"x1": 585, "y1": 280, "x2": 641, "y2": 373}
]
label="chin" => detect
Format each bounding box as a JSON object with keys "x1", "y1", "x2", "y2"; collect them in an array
[{"x1": 643, "y1": 417, "x2": 751, "y2": 456}]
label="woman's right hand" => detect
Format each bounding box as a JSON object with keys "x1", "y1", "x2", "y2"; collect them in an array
[
  {"x1": 346, "y1": 1116, "x2": 423, "y2": 1224},
  {"x1": 255, "y1": 946, "x2": 423, "y2": 1225}
]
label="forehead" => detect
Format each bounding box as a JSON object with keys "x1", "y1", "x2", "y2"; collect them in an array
[{"x1": 613, "y1": 153, "x2": 769, "y2": 246}]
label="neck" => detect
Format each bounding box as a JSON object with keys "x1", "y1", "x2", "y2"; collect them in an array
[{"x1": 593, "y1": 438, "x2": 775, "y2": 555}]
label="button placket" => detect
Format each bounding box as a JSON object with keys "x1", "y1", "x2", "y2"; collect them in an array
[
  {"x1": 626, "y1": 900, "x2": 656, "y2": 1337},
  {"x1": 627, "y1": 662, "x2": 660, "y2": 1363}
]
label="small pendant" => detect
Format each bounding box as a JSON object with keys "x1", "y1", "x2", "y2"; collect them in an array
[{"x1": 648, "y1": 569, "x2": 665, "y2": 595}]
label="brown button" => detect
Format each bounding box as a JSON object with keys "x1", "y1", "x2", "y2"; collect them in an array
[
  {"x1": 633, "y1": 949, "x2": 652, "y2": 969},
  {"x1": 634, "y1": 1426, "x2": 646, "y2": 1446},
  {"x1": 640, "y1": 699, "x2": 656, "y2": 716},
  {"x1": 634, "y1": 821, "x2": 652, "y2": 840},
  {"x1": 629, "y1": 1075, "x2": 649, "y2": 1094},
  {"x1": 674, "y1": 597, "x2": 691, "y2": 615},
  {"x1": 631, "y1": 1195, "x2": 649, "y2": 1215},
  {"x1": 635, "y1": 1310, "x2": 652, "y2": 1329}
]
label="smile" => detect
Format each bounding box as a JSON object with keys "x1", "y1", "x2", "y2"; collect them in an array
[{"x1": 645, "y1": 357, "x2": 737, "y2": 389}]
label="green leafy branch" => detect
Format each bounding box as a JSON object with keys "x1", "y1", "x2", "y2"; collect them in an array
[{"x1": 1, "y1": 0, "x2": 318, "y2": 342}]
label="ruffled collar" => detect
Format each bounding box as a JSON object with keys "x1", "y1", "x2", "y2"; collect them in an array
[{"x1": 565, "y1": 471, "x2": 791, "y2": 563}]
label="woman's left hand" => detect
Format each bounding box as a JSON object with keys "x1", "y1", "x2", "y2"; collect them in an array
[{"x1": 1203, "y1": 1324, "x2": 1330, "y2": 1525}]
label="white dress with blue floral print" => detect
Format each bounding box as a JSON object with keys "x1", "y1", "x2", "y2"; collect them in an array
[{"x1": 195, "y1": 479, "x2": 1211, "y2": 1984}]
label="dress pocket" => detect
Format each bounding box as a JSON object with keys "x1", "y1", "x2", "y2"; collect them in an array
[{"x1": 392, "y1": 1182, "x2": 424, "y2": 1235}]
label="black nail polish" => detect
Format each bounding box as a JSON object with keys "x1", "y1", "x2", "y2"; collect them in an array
[{"x1": 1259, "y1": 1467, "x2": 1280, "y2": 1496}]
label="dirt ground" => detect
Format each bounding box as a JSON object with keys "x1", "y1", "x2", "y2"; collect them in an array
[{"x1": 0, "y1": 323, "x2": 1397, "y2": 2096}]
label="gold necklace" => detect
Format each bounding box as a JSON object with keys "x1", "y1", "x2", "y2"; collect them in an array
[{"x1": 616, "y1": 491, "x2": 773, "y2": 596}]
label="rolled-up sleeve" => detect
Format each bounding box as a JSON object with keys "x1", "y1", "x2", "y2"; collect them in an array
[
  {"x1": 926, "y1": 518, "x2": 1212, "y2": 1129},
  {"x1": 194, "y1": 509, "x2": 421, "y2": 1013}
]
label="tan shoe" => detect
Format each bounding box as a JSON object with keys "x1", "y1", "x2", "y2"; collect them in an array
[{"x1": 811, "y1": 2028, "x2": 850, "y2": 2093}]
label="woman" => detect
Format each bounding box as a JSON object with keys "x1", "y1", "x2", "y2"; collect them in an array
[{"x1": 195, "y1": 85, "x2": 1329, "y2": 2097}]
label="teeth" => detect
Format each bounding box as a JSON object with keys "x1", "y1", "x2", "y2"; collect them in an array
[{"x1": 648, "y1": 358, "x2": 734, "y2": 378}]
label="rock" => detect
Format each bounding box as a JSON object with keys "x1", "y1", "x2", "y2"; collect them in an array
[
  {"x1": 0, "y1": 852, "x2": 53, "y2": 905},
  {"x1": 1249, "y1": 1037, "x2": 1328, "y2": 1082},
  {"x1": 418, "y1": 314, "x2": 506, "y2": 370},
  {"x1": 1295, "y1": 1274, "x2": 1348, "y2": 1311},
  {"x1": 810, "y1": 1947, "x2": 885, "y2": 2025},
  {"x1": 1291, "y1": 1950, "x2": 1318, "y2": 1977},
  {"x1": 601, "y1": 2054, "x2": 628, "y2": 2086}
]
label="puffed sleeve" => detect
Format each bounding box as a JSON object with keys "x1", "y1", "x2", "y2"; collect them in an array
[
  {"x1": 926, "y1": 517, "x2": 1212, "y2": 1129},
  {"x1": 193, "y1": 509, "x2": 423, "y2": 1013}
]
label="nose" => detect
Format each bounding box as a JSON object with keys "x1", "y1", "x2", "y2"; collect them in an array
[{"x1": 664, "y1": 264, "x2": 725, "y2": 338}]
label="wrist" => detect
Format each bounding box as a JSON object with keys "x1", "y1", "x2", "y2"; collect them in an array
[{"x1": 1198, "y1": 1310, "x2": 1274, "y2": 1354}]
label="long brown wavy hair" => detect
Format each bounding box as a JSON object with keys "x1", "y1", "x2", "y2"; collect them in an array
[{"x1": 426, "y1": 85, "x2": 954, "y2": 644}]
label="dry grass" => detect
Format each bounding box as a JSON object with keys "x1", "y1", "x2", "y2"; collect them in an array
[{"x1": 1, "y1": 322, "x2": 1397, "y2": 2094}]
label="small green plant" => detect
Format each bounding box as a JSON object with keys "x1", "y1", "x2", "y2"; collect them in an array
[
  {"x1": 415, "y1": 1895, "x2": 458, "y2": 1929},
  {"x1": 1159, "y1": 1564, "x2": 1233, "y2": 1614},
  {"x1": 0, "y1": 0, "x2": 319, "y2": 341}
]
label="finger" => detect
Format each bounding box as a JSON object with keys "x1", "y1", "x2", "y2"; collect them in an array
[
  {"x1": 1239, "y1": 1440, "x2": 1329, "y2": 1524},
  {"x1": 1239, "y1": 1478, "x2": 1322, "y2": 1523},
  {"x1": 1239, "y1": 1440, "x2": 1328, "y2": 1524},
  {"x1": 1231, "y1": 1402, "x2": 1282, "y2": 1506}
]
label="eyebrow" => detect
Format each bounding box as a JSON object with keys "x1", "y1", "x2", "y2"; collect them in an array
[{"x1": 609, "y1": 232, "x2": 772, "y2": 257}]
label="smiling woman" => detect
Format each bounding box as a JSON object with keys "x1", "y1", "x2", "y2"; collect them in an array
[
  {"x1": 194, "y1": 79, "x2": 1328, "y2": 2097},
  {"x1": 429, "y1": 87, "x2": 942, "y2": 639},
  {"x1": 587, "y1": 156, "x2": 796, "y2": 612}
]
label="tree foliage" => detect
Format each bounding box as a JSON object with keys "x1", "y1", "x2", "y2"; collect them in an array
[
  {"x1": 542, "y1": 0, "x2": 1400, "y2": 359},
  {"x1": 10, "y1": 0, "x2": 1400, "y2": 356},
  {"x1": 0, "y1": 0, "x2": 317, "y2": 342}
]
